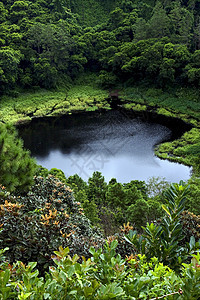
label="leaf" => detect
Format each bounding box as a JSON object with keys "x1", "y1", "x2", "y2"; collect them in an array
[
  {"x1": 191, "y1": 257, "x2": 198, "y2": 267},
  {"x1": 3, "y1": 269, "x2": 10, "y2": 286},
  {"x1": 67, "y1": 265, "x2": 75, "y2": 277},
  {"x1": 30, "y1": 270, "x2": 39, "y2": 278},
  {"x1": 89, "y1": 247, "x2": 96, "y2": 255},
  {"x1": 69, "y1": 290, "x2": 77, "y2": 295},
  {"x1": 27, "y1": 262, "x2": 37, "y2": 271},
  {"x1": 110, "y1": 239, "x2": 118, "y2": 250},
  {"x1": 59, "y1": 270, "x2": 67, "y2": 282},
  {"x1": 189, "y1": 236, "x2": 196, "y2": 250},
  {"x1": 19, "y1": 292, "x2": 32, "y2": 299},
  {"x1": 123, "y1": 235, "x2": 134, "y2": 245},
  {"x1": 162, "y1": 204, "x2": 171, "y2": 216},
  {"x1": 84, "y1": 286, "x2": 94, "y2": 297},
  {"x1": 92, "y1": 279, "x2": 99, "y2": 290}
]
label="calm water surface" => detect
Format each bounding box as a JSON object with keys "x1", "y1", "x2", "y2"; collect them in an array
[{"x1": 19, "y1": 110, "x2": 191, "y2": 183}]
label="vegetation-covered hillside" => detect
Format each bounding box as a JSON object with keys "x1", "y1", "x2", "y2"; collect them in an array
[{"x1": 1, "y1": 0, "x2": 200, "y2": 92}]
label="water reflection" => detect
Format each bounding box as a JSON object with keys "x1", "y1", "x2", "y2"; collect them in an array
[{"x1": 19, "y1": 110, "x2": 191, "y2": 183}]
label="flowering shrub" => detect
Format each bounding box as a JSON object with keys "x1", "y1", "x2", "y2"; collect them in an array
[
  {"x1": 0, "y1": 176, "x2": 104, "y2": 272},
  {"x1": 181, "y1": 210, "x2": 200, "y2": 244}
]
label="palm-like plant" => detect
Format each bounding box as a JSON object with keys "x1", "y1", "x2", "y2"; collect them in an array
[{"x1": 125, "y1": 181, "x2": 200, "y2": 270}]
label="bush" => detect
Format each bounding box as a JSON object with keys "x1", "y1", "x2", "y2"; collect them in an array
[
  {"x1": 181, "y1": 211, "x2": 200, "y2": 244},
  {"x1": 0, "y1": 241, "x2": 199, "y2": 299},
  {"x1": 0, "y1": 176, "x2": 104, "y2": 272}
]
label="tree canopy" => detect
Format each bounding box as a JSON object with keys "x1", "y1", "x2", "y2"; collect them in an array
[{"x1": 0, "y1": 0, "x2": 200, "y2": 94}]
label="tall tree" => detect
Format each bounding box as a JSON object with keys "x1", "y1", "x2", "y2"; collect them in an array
[
  {"x1": 147, "y1": 1, "x2": 170, "y2": 38},
  {"x1": 169, "y1": 1, "x2": 194, "y2": 45},
  {"x1": 0, "y1": 124, "x2": 37, "y2": 192},
  {"x1": 0, "y1": 47, "x2": 22, "y2": 92}
]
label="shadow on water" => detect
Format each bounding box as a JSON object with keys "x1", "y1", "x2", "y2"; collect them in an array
[{"x1": 18, "y1": 109, "x2": 192, "y2": 183}]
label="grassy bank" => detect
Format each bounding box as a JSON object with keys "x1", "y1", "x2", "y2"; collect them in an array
[
  {"x1": 0, "y1": 86, "x2": 109, "y2": 126},
  {"x1": 120, "y1": 86, "x2": 200, "y2": 126},
  {"x1": 119, "y1": 85, "x2": 200, "y2": 175}
]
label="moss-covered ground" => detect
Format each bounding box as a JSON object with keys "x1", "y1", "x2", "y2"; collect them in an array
[{"x1": 0, "y1": 76, "x2": 110, "y2": 126}]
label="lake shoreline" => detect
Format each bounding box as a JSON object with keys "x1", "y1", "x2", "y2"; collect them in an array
[
  {"x1": 1, "y1": 85, "x2": 199, "y2": 175},
  {"x1": 19, "y1": 109, "x2": 192, "y2": 183}
]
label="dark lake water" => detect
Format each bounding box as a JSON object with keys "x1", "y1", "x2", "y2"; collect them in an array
[{"x1": 18, "y1": 110, "x2": 191, "y2": 183}]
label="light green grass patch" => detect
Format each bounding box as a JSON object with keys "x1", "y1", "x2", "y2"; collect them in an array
[{"x1": 0, "y1": 84, "x2": 109, "y2": 124}]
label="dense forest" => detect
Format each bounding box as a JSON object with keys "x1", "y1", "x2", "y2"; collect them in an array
[
  {"x1": 1, "y1": 0, "x2": 200, "y2": 91},
  {"x1": 0, "y1": 0, "x2": 200, "y2": 299}
]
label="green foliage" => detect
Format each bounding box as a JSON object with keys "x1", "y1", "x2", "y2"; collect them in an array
[
  {"x1": 76, "y1": 190, "x2": 100, "y2": 225},
  {"x1": 0, "y1": 0, "x2": 199, "y2": 183},
  {"x1": 0, "y1": 241, "x2": 199, "y2": 299},
  {"x1": 0, "y1": 176, "x2": 199, "y2": 299},
  {"x1": 48, "y1": 168, "x2": 67, "y2": 184},
  {"x1": 125, "y1": 181, "x2": 200, "y2": 271},
  {"x1": 185, "y1": 176, "x2": 200, "y2": 215},
  {"x1": 146, "y1": 176, "x2": 170, "y2": 198},
  {"x1": 87, "y1": 171, "x2": 107, "y2": 205},
  {"x1": 0, "y1": 81, "x2": 109, "y2": 125},
  {"x1": 181, "y1": 252, "x2": 200, "y2": 299},
  {"x1": 0, "y1": 47, "x2": 22, "y2": 91},
  {"x1": 106, "y1": 182, "x2": 125, "y2": 207},
  {"x1": 181, "y1": 211, "x2": 200, "y2": 244},
  {"x1": 126, "y1": 199, "x2": 149, "y2": 230},
  {"x1": 0, "y1": 124, "x2": 37, "y2": 192},
  {"x1": 155, "y1": 125, "x2": 200, "y2": 173},
  {"x1": 0, "y1": 3, "x2": 200, "y2": 295},
  {"x1": 0, "y1": 175, "x2": 104, "y2": 272},
  {"x1": 0, "y1": 0, "x2": 199, "y2": 96}
]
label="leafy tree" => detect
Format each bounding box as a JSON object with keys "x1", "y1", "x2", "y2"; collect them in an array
[
  {"x1": 169, "y1": 2, "x2": 194, "y2": 45},
  {"x1": 186, "y1": 50, "x2": 200, "y2": 86},
  {"x1": 125, "y1": 181, "x2": 199, "y2": 271},
  {"x1": 107, "y1": 7, "x2": 125, "y2": 30},
  {"x1": 124, "y1": 186, "x2": 144, "y2": 208},
  {"x1": 147, "y1": 199, "x2": 163, "y2": 222},
  {"x1": 66, "y1": 174, "x2": 87, "y2": 192},
  {"x1": 0, "y1": 2, "x2": 8, "y2": 23},
  {"x1": 159, "y1": 57, "x2": 176, "y2": 85},
  {"x1": 97, "y1": 70, "x2": 118, "y2": 88},
  {"x1": 134, "y1": 18, "x2": 148, "y2": 41},
  {"x1": 87, "y1": 172, "x2": 107, "y2": 205},
  {"x1": 10, "y1": 0, "x2": 29, "y2": 24},
  {"x1": 126, "y1": 199, "x2": 149, "y2": 230},
  {"x1": 33, "y1": 58, "x2": 58, "y2": 88},
  {"x1": 146, "y1": 176, "x2": 170, "y2": 198},
  {"x1": 106, "y1": 182, "x2": 126, "y2": 207},
  {"x1": 123, "y1": 180, "x2": 148, "y2": 200},
  {"x1": 48, "y1": 168, "x2": 67, "y2": 183},
  {"x1": 0, "y1": 47, "x2": 22, "y2": 92},
  {"x1": 147, "y1": 1, "x2": 170, "y2": 38},
  {"x1": 186, "y1": 176, "x2": 200, "y2": 215},
  {"x1": 76, "y1": 190, "x2": 100, "y2": 225}
]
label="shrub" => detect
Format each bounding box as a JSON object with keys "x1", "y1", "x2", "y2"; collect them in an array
[
  {"x1": 0, "y1": 241, "x2": 199, "y2": 299},
  {"x1": 124, "y1": 181, "x2": 200, "y2": 271},
  {"x1": 0, "y1": 176, "x2": 104, "y2": 272},
  {"x1": 181, "y1": 211, "x2": 200, "y2": 244}
]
